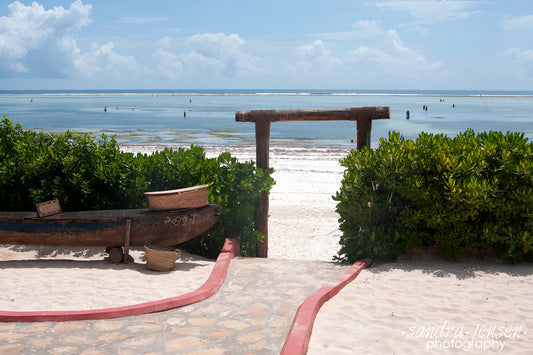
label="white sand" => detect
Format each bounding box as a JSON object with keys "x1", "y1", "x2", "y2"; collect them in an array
[
  {"x1": 0, "y1": 144, "x2": 349, "y2": 312},
  {"x1": 309, "y1": 252, "x2": 533, "y2": 354},
  {"x1": 0, "y1": 247, "x2": 214, "y2": 311},
  {"x1": 2, "y1": 143, "x2": 532, "y2": 354}
]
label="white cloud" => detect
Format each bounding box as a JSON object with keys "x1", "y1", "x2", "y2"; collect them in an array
[
  {"x1": 183, "y1": 33, "x2": 259, "y2": 78},
  {"x1": 153, "y1": 49, "x2": 183, "y2": 79},
  {"x1": 297, "y1": 40, "x2": 341, "y2": 72},
  {"x1": 187, "y1": 33, "x2": 244, "y2": 61},
  {"x1": 503, "y1": 14, "x2": 533, "y2": 31},
  {"x1": 347, "y1": 46, "x2": 392, "y2": 64},
  {"x1": 388, "y1": 29, "x2": 426, "y2": 63},
  {"x1": 157, "y1": 36, "x2": 173, "y2": 50},
  {"x1": 0, "y1": 1, "x2": 143, "y2": 81},
  {"x1": 0, "y1": 0, "x2": 91, "y2": 77},
  {"x1": 348, "y1": 22, "x2": 431, "y2": 68},
  {"x1": 373, "y1": 0, "x2": 476, "y2": 25},
  {"x1": 298, "y1": 20, "x2": 431, "y2": 74},
  {"x1": 352, "y1": 19, "x2": 383, "y2": 33},
  {"x1": 293, "y1": 20, "x2": 440, "y2": 87},
  {"x1": 181, "y1": 50, "x2": 224, "y2": 72},
  {"x1": 345, "y1": 27, "x2": 432, "y2": 79},
  {"x1": 75, "y1": 42, "x2": 141, "y2": 79}
]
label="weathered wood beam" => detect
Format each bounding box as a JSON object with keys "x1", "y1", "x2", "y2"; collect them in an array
[{"x1": 235, "y1": 106, "x2": 390, "y2": 122}]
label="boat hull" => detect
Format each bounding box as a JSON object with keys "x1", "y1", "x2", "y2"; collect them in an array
[{"x1": 0, "y1": 204, "x2": 220, "y2": 248}]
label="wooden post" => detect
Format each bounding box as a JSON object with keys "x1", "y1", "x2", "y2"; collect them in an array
[
  {"x1": 255, "y1": 115, "x2": 271, "y2": 257},
  {"x1": 123, "y1": 219, "x2": 131, "y2": 264},
  {"x1": 356, "y1": 116, "x2": 372, "y2": 150},
  {"x1": 236, "y1": 106, "x2": 390, "y2": 258}
]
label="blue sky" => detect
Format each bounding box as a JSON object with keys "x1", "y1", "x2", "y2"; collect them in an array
[{"x1": 1, "y1": 0, "x2": 532, "y2": 90}]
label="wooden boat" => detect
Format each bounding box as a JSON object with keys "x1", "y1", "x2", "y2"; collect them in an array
[{"x1": 0, "y1": 204, "x2": 220, "y2": 263}]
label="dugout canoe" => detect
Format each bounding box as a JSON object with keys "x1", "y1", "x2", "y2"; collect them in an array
[{"x1": 0, "y1": 204, "x2": 220, "y2": 252}]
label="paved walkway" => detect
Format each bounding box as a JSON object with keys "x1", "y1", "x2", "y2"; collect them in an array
[{"x1": 0, "y1": 257, "x2": 351, "y2": 354}]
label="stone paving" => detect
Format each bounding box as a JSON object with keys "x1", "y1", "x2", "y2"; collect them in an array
[{"x1": 0, "y1": 257, "x2": 350, "y2": 354}]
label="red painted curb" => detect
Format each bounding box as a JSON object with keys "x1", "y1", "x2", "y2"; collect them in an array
[
  {"x1": 280, "y1": 258, "x2": 372, "y2": 355},
  {"x1": 0, "y1": 238, "x2": 240, "y2": 323}
]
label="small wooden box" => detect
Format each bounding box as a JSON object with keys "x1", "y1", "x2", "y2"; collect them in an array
[{"x1": 36, "y1": 199, "x2": 62, "y2": 217}]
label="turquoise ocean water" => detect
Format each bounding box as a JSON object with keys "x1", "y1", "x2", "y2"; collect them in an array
[{"x1": 1, "y1": 89, "x2": 532, "y2": 147}]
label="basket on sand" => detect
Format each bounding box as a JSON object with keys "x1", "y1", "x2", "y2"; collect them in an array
[{"x1": 144, "y1": 244, "x2": 180, "y2": 271}]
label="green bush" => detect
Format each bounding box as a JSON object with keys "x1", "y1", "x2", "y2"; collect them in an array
[
  {"x1": 0, "y1": 117, "x2": 274, "y2": 258},
  {"x1": 130, "y1": 147, "x2": 273, "y2": 257},
  {"x1": 334, "y1": 130, "x2": 533, "y2": 263},
  {"x1": 0, "y1": 117, "x2": 137, "y2": 211}
]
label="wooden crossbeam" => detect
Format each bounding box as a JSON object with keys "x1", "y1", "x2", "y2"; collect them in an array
[
  {"x1": 235, "y1": 106, "x2": 389, "y2": 123},
  {"x1": 235, "y1": 106, "x2": 390, "y2": 257}
]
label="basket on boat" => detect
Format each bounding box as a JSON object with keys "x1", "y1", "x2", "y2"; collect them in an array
[
  {"x1": 144, "y1": 244, "x2": 180, "y2": 272},
  {"x1": 144, "y1": 184, "x2": 211, "y2": 211}
]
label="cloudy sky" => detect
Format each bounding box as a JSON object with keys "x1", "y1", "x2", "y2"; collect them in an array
[{"x1": 1, "y1": 0, "x2": 532, "y2": 90}]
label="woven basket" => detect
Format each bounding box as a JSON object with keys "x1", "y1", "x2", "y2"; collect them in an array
[
  {"x1": 144, "y1": 184, "x2": 210, "y2": 211},
  {"x1": 144, "y1": 244, "x2": 180, "y2": 272}
]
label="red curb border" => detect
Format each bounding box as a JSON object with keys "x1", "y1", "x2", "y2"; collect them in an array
[
  {"x1": 0, "y1": 238, "x2": 240, "y2": 323},
  {"x1": 280, "y1": 258, "x2": 372, "y2": 355}
]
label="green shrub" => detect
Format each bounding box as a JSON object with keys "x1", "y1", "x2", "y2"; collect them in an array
[
  {"x1": 334, "y1": 130, "x2": 533, "y2": 263},
  {"x1": 0, "y1": 117, "x2": 135, "y2": 211},
  {"x1": 0, "y1": 117, "x2": 274, "y2": 258},
  {"x1": 130, "y1": 147, "x2": 274, "y2": 257}
]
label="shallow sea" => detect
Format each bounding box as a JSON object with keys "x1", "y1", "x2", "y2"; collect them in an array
[{"x1": 1, "y1": 89, "x2": 532, "y2": 147}]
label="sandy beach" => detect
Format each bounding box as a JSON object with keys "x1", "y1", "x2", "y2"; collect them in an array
[
  {"x1": 1, "y1": 144, "x2": 532, "y2": 353},
  {"x1": 0, "y1": 247, "x2": 214, "y2": 312},
  {"x1": 308, "y1": 251, "x2": 533, "y2": 354},
  {"x1": 0, "y1": 144, "x2": 349, "y2": 312}
]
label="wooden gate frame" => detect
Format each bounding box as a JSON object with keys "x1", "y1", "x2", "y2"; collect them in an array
[{"x1": 235, "y1": 107, "x2": 390, "y2": 257}]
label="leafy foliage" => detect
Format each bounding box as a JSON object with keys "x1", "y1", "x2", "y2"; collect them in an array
[
  {"x1": 334, "y1": 130, "x2": 533, "y2": 263},
  {"x1": 0, "y1": 117, "x2": 274, "y2": 258}
]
